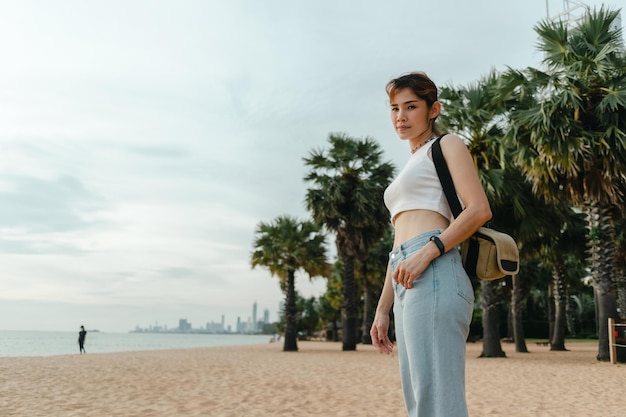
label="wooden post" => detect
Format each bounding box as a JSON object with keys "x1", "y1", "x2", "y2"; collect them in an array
[{"x1": 608, "y1": 318, "x2": 616, "y2": 365}]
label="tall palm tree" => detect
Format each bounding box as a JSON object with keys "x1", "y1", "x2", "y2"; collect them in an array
[
  {"x1": 304, "y1": 133, "x2": 394, "y2": 351},
  {"x1": 539, "y1": 208, "x2": 588, "y2": 350},
  {"x1": 440, "y1": 71, "x2": 529, "y2": 357},
  {"x1": 251, "y1": 215, "x2": 330, "y2": 352},
  {"x1": 502, "y1": 7, "x2": 626, "y2": 360}
]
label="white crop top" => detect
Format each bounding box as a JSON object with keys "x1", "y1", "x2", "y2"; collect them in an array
[{"x1": 383, "y1": 141, "x2": 458, "y2": 225}]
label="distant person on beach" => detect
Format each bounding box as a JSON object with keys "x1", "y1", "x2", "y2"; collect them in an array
[
  {"x1": 370, "y1": 72, "x2": 492, "y2": 416},
  {"x1": 78, "y1": 325, "x2": 87, "y2": 354}
]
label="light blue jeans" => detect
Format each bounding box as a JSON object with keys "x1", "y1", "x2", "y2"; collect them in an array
[{"x1": 390, "y1": 229, "x2": 474, "y2": 417}]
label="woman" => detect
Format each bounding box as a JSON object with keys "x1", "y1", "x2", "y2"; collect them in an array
[{"x1": 370, "y1": 72, "x2": 492, "y2": 417}]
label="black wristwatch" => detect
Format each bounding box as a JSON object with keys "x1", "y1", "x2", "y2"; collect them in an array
[{"x1": 429, "y1": 235, "x2": 445, "y2": 257}]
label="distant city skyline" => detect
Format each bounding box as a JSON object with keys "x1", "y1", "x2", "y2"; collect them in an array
[{"x1": 130, "y1": 300, "x2": 278, "y2": 334}]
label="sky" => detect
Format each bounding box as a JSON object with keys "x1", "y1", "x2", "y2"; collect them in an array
[{"x1": 0, "y1": 0, "x2": 623, "y2": 333}]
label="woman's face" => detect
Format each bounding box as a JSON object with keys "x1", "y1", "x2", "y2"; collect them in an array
[{"x1": 389, "y1": 88, "x2": 435, "y2": 140}]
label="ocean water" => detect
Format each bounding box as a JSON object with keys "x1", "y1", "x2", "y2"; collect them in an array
[{"x1": 0, "y1": 331, "x2": 271, "y2": 358}]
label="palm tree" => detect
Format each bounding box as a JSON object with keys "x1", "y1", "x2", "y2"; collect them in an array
[
  {"x1": 251, "y1": 215, "x2": 330, "y2": 351},
  {"x1": 440, "y1": 71, "x2": 523, "y2": 357},
  {"x1": 502, "y1": 7, "x2": 626, "y2": 360},
  {"x1": 540, "y1": 208, "x2": 587, "y2": 350},
  {"x1": 303, "y1": 133, "x2": 394, "y2": 351}
]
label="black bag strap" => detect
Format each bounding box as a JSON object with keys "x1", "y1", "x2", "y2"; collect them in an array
[{"x1": 431, "y1": 133, "x2": 463, "y2": 219}]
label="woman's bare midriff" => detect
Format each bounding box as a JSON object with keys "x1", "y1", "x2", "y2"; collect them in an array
[{"x1": 392, "y1": 209, "x2": 450, "y2": 248}]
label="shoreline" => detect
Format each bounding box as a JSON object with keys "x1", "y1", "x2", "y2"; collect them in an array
[
  {"x1": 0, "y1": 341, "x2": 622, "y2": 416},
  {"x1": 0, "y1": 331, "x2": 270, "y2": 358}
]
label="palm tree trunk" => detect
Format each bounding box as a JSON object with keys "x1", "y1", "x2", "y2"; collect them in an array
[
  {"x1": 615, "y1": 264, "x2": 626, "y2": 320},
  {"x1": 360, "y1": 260, "x2": 373, "y2": 344},
  {"x1": 551, "y1": 254, "x2": 568, "y2": 351},
  {"x1": 506, "y1": 306, "x2": 514, "y2": 341},
  {"x1": 566, "y1": 290, "x2": 576, "y2": 337},
  {"x1": 342, "y1": 255, "x2": 358, "y2": 351},
  {"x1": 480, "y1": 280, "x2": 506, "y2": 357},
  {"x1": 586, "y1": 202, "x2": 618, "y2": 361},
  {"x1": 283, "y1": 269, "x2": 298, "y2": 352},
  {"x1": 511, "y1": 273, "x2": 528, "y2": 353},
  {"x1": 547, "y1": 284, "x2": 555, "y2": 343},
  {"x1": 595, "y1": 287, "x2": 617, "y2": 360},
  {"x1": 362, "y1": 277, "x2": 373, "y2": 345}
]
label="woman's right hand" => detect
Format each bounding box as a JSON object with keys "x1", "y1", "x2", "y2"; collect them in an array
[{"x1": 370, "y1": 313, "x2": 394, "y2": 354}]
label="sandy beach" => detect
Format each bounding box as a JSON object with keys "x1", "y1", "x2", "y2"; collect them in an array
[{"x1": 0, "y1": 340, "x2": 622, "y2": 417}]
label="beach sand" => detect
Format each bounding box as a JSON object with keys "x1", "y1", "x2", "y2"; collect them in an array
[{"x1": 0, "y1": 341, "x2": 622, "y2": 417}]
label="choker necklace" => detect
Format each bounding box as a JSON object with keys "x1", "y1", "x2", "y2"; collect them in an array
[{"x1": 410, "y1": 136, "x2": 437, "y2": 154}]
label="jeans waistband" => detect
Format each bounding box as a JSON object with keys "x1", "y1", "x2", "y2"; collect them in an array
[{"x1": 389, "y1": 228, "x2": 444, "y2": 260}]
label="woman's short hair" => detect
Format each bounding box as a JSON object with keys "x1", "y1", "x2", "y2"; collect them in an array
[{"x1": 386, "y1": 72, "x2": 438, "y2": 106}]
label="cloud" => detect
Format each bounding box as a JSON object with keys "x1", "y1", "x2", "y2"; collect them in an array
[
  {"x1": 0, "y1": 238, "x2": 87, "y2": 255},
  {"x1": 160, "y1": 267, "x2": 196, "y2": 279},
  {"x1": 129, "y1": 146, "x2": 188, "y2": 159},
  {"x1": 0, "y1": 174, "x2": 107, "y2": 233}
]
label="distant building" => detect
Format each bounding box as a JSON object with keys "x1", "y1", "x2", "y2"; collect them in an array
[
  {"x1": 206, "y1": 320, "x2": 225, "y2": 333},
  {"x1": 178, "y1": 318, "x2": 191, "y2": 332}
]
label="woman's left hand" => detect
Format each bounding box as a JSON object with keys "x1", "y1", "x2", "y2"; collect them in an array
[{"x1": 393, "y1": 246, "x2": 437, "y2": 289}]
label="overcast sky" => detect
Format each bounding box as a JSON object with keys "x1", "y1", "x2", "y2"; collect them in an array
[{"x1": 0, "y1": 0, "x2": 622, "y2": 333}]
